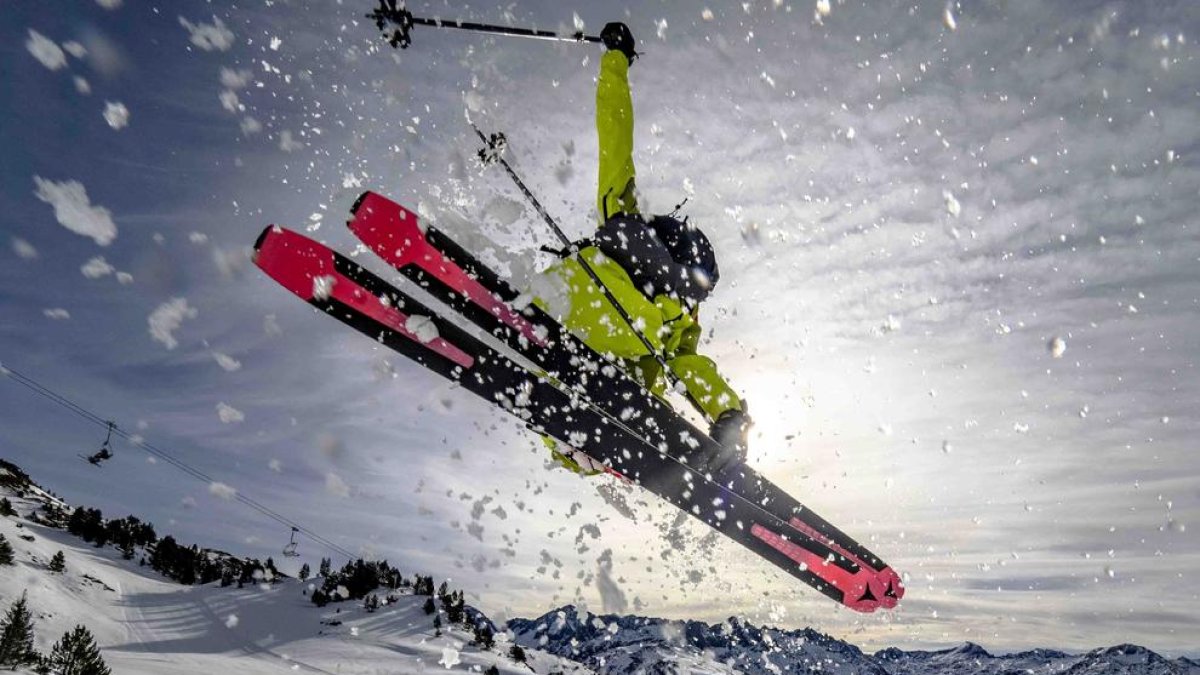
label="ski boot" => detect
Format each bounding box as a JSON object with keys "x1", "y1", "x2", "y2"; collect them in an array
[{"x1": 703, "y1": 406, "x2": 752, "y2": 475}]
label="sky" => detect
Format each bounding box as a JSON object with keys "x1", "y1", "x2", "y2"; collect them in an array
[{"x1": 1, "y1": 0, "x2": 1198, "y2": 657}]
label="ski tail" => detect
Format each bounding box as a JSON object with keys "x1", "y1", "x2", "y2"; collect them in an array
[{"x1": 253, "y1": 225, "x2": 478, "y2": 374}]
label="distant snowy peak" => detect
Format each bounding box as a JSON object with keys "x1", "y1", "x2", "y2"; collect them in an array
[{"x1": 511, "y1": 605, "x2": 1200, "y2": 675}]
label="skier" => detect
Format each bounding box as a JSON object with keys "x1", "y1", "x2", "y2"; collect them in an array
[
  {"x1": 533, "y1": 22, "x2": 751, "y2": 476},
  {"x1": 85, "y1": 447, "x2": 112, "y2": 466}
]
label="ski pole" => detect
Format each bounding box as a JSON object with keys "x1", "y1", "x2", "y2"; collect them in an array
[
  {"x1": 470, "y1": 125, "x2": 684, "y2": 393},
  {"x1": 368, "y1": 1, "x2": 603, "y2": 50}
]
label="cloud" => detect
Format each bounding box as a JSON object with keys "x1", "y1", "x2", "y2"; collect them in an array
[
  {"x1": 96, "y1": 0, "x2": 122, "y2": 9},
  {"x1": 208, "y1": 482, "x2": 237, "y2": 500},
  {"x1": 26, "y1": 30, "x2": 66, "y2": 71},
  {"x1": 80, "y1": 256, "x2": 114, "y2": 279},
  {"x1": 178, "y1": 16, "x2": 235, "y2": 52},
  {"x1": 32, "y1": 176, "x2": 117, "y2": 246},
  {"x1": 216, "y1": 402, "x2": 245, "y2": 424},
  {"x1": 147, "y1": 297, "x2": 196, "y2": 349},
  {"x1": 102, "y1": 101, "x2": 129, "y2": 130},
  {"x1": 43, "y1": 309, "x2": 71, "y2": 320}
]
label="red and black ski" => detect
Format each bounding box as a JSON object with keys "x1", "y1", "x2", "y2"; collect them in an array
[
  {"x1": 344, "y1": 192, "x2": 904, "y2": 608},
  {"x1": 254, "y1": 213, "x2": 903, "y2": 611}
]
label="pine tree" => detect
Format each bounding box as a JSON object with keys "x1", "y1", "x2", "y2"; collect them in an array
[
  {"x1": 49, "y1": 550, "x2": 66, "y2": 573},
  {"x1": 508, "y1": 644, "x2": 527, "y2": 663},
  {"x1": 433, "y1": 614, "x2": 442, "y2": 637},
  {"x1": 422, "y1": 597, "x2": 436, "y2": 615},
  {"x1": 46, "y1": 624, "x2": 111, "y2": 675},
  {"x1": 298, "y1": 563, "x2": 311, "y2": 581},
  {"x1": 0, "y1": 497, "x2": 14, "y2": 517},
  {"x1": 0, "y1": 534, "x2": 13, "y2": 566},
  {"x1": 472, "y1": 622, "x2": 495, "y2": 650},
  {"x1": 0, "y1": 593, "x2": 38, "y2": 669},
  {"x1": 483, "y1": 665, "x2": 500, "y2": 675},
  {"x1": 318, "y1": 557, "x2": 331, "y2": 578}
]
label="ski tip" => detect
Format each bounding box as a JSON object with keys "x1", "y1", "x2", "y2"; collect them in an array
[
  {"x1": 253, "y1": 225, "x2": 276, "y2": 253},
  {"x1": 350, "y1": 190, "x2": 374, "y2": 216}
]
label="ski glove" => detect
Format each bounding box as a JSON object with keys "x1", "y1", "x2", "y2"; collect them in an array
[{"x1": 601, "y1": 22, "x2": 638, "y2": 64}]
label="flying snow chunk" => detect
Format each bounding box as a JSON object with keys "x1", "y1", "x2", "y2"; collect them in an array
[
  {"x1": 33, "y1": 176, "x2": 118, "y2": 246},
  {"x1": 80, "y1": 256, "x2": 114, "y2": 279},
  {"x1": 26, "y1": 30, "x2": 67, "y2": 70},
  {"x1": 208, "y1": 481, "x2": 237, "y2": 500},
  {"x1": 405, "y1": 315, "x2": 439, "y2": 344},
  {"x1": 178, "y1": 15, "x2": 235, "y2": 52},
  {"x1": 312, "y1": 275, "x2": 336, "y2": 300},
  {"x1": 943, "y1": 4, "x2": 958, "y2": 31},
  {"x1": 13, "y1": 238, "x2": 39, "y2": 259},
  {"x1": 268, "y1": 458, "x2": 282, "y2": 473},
  {"x1": 103, "y1": 101, "x2": 129, "y2": 130},
  {"x1": 43, "y1": 308, "x2": 71, "y2": 320},
  {"x1": 573, "y1": 13, "x2": 585, "y2": 31},
  {"x1": 224, "y1": 614, "x2": 239, "y2": 628},
  {"x1": 702, "y1": 8, "x2": 715, "y2": 21},
  {"x1": 216, "y1": 402, "x2": 245, "y2": 424},
  {"x1": 943, "y1": 190, "x2": 962, "y2": 217},
  {"x1": 279, "y1": 130, "x2": 304, "y2": 152},
  {"x1": 63, "y1": 42, "x2": 87, "y2": 59},
  {"x1": 815, "y1": 0, "x2": 832, "y2": 17},
  {"x1": 74, "y1": 76, "x2": 91, "y2": 94},
  {"x1": 1048, "y1": 336, "x2": 1067, "y2": 359},
  {"x1": 148, "y1": 298, "x2": 197, "y2": 349},
  {"x1": 269, "y1": 36, "x2": 282, "y2": 51},
  {"x1": 325, "y1": 472, "x2": 351, "y2": 499},
  {"x1": 219, "y1": 67, "x2": 253, "y2": 89},
  {"x1": 655, "y1": 18, "x2": 668, "y2": 40},
  {"x1": 439, "y1": 647, "x2": 461, "y2": 669},
  {"x1": 213, "y1": 352, "x2": 242, "y2": 372}
]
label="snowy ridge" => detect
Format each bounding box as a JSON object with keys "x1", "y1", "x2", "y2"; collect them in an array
[
  {"x1": 508, "y1": 606, "x2": 1200, "y2": 675},
  {"x1": 0, "y1": 458, "x2": 589, "y2": 674}
]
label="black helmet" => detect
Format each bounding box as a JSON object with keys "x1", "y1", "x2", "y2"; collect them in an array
[{"x1": 648, "y1": 215, "x2": 720, "y2": 295}]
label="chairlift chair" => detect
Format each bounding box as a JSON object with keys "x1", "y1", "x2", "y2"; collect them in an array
[
  {"x1": 282, "y1": 527, "x2": 300, "y2": 557},
  {"x1": 84, "y1": 422, "x2": 116, "y2": 466}
]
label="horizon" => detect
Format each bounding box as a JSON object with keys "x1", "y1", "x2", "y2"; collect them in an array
[{"x1": 1, "y1": 0, "x2": 1197, "y2": 658}]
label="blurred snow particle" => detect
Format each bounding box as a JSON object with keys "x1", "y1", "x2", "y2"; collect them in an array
[
  {"x1": 189, "y1": 232, "x2": 209, "y2": 244},
  {"x1": 268, "y1": 459, "x2": 282, "y2": 473},
  {"x1": 33, "y1": 176, "x2": 118, "y2": 246},
  {"x1": 263, "y1": 313, "x2": 282, "y2": 337},
  {"x1": 1013, "y1": 422, "x2": 1030, "y2": 434},
  {"x1": 178, "y1": 15, "x2": 235, "y2": 52},
  {"x1": 240, "y1": 116, "x2": 262, "y2": 136},
  {"x1": 439, "y1": 646, "x2": 461, "y2": 669},
  {"x1": 406, "y1": 315, "x2": 439, "y2": 344},
  {"x1": 180, "y1": 496, "x2": 197, "y2": 509},
  {"x1": 325, "y1": 472, "x2": 351, "y2": 498},
  {"x1": 573, "y1": 13, "x2": 585, "y2": 31},
  {"x1": 1048, "y1": 336, "x2": 1067, "y2": 358},
  {"x1": 845, "y1": 126, "x2": 856, "y2": 141},
  {"x1": 103, "y1": 101, "x2": 129, "y2": 130},
  {"x1": 815, "y1": 0, "x2": 831, "y2": 18},
  {"x1": 312, "y1": 275, "x2": 336, "y2": 300},
  {"x1": 43, "y1": 308, "x2": 71, "y2": 320},
  {"x1": 943, "y1": 190, "x2": 961, "y2": 217},
  {"x1": 943, "y1": 4, "x2": 958, "y2": 31},
  {"x1": 941, "y1": 440, "x2": 952, "y2": 454},
  {"x1": 224, "y1": 614, "x2": 239, "y2": 628},
  {"x1": 63, "y1": 42, "x2": 87, "y2": 59},
  {"x1": 96, "y1": 0, "x2": 122, "y2": 8},
  {"x1": 702, "y1": 8, "x2": 714, "y2": 21},
  {"x1": 81, "y1": 256, "x2": 115, "y2": 279},
  {"x1": 269, "y1": 36, "x2": 282, "y2": 51},
  {"x1": 213, "y1": 352, "x2": 242, "y2": 372},
  {"x1": 1161, "y1": 416, "x2": 1170, "y2": 424},
  {"x1": 13, "y1": 238, "x2": 39, "y2": 259},
  {"x1": 596, "y1": 549, "x2": 628, "y2": 614},
  {"x1": 655, "y1": 18, "x2": 668, "y2": 40},
  {"x1": 1079, "y1": 405, "x2": 1090, "y2": 419},
  {"x1": 216, "y1": 402, "x2": 245, "y2": 424},
  {"x1": 208, "y1": 481, "x2": 237, "y2": 500},
  {"x1": 26, "y1": 30, "x2": 67, "y2": 70},
  {"x1": 148, "y1": 297, "x2": 197, "y2": 350},
  {"x1": 219, "y1": 67, "x2": 253, "y2": 89},
  {"x1": 279, "y1": 130, "x2": 304, "y2": 152},
  {"x1": 880, "y1": 314, "x2": 901, "y2": 334},
  {"x1": 74, "y1": 77, "x2": 91, "y2": 95}
]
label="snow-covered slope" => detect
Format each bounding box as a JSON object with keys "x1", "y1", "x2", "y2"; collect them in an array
[{"x1": 0, "y1": 459, "x2": 589, "y2": 674}]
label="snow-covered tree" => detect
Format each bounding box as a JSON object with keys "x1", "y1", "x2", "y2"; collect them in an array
[
  {"x1": 49, "y1": 550, "x2": 66, "y2": 573},
  {"x1": 0, "y1": 534, "x2": 13, "y2": 566},
  {"x1": 298, "y1": 562, "x2": 311, "y2": 581},
  {"x1": 0, "y1": 497, "x2": 14, "y2": 517},
  {"x1": 0, "y1": 593, "x2": 38, "y2": 669},
  {"x1": 46, "y1": 624, "x2": 110, "y2": 675}
]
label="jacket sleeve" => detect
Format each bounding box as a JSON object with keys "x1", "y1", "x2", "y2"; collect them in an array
[{"x1": 596, "y1": 50, "x2": 639, "y2": 219}]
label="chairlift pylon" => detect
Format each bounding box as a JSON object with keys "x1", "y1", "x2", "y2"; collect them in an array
[{"x1": 282, "y1": 526, "x2": 300, "y2": 557}]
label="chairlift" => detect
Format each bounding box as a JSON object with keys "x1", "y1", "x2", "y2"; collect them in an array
[
  {"x1": 282, "y1": 526, "x2": 300, "y2": 557},
  {"x1": 82, "y1": 421, "x2": 116, "y2": 466}
]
